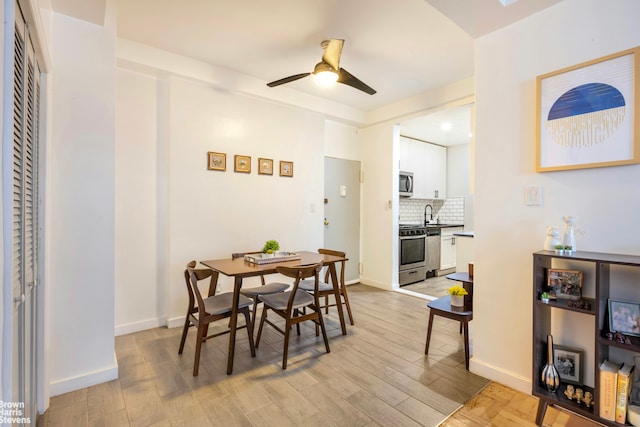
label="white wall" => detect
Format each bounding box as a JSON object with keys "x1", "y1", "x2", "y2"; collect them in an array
[
  {"x1": 48, "y1": 12, "x2": 117, "y2": 394},
  {"x1": 359, "y1": 122, "x2": 398, "y2": 290},
  {"x1": 324, "y1": 120, "x2": 360, "y2": 161},
  {"x1": 114, "y1": 62, "x2": 327, "y2": 329},
  {"x1": 114, "y1": 69, "x2": 159, "y2": 335},
  {"x1": 473, "y1": 0, "x2": 640, "y2": 392}
]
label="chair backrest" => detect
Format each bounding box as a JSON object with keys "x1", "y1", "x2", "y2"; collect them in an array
[
  {"x1": 317, "y1": 248, "x2": 346, "y2": 285},
  {"x1": 276, "y1": 263, "x2": 322, "y2": 309},
  {"x1": 184, "y1": 261, "x2": 219, "y2": 315}
]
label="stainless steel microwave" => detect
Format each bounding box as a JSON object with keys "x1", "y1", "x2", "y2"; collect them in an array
[{"x1": 399, "y1": 171, "x2": 413, "y2": 197}]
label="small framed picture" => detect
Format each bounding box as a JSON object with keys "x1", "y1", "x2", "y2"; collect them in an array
[
  {"x1": 258, "y1": 158, "x2": 273, "y2": 175},
  {"x1": 609, "y1": 299, "x2": 640, "y2": 336},
  {"x1": 553, "y1": 345, "x2": 583, "y2": 385},
  {"x1": 234, "y1": 155, "x2": 251, "y2": 173},
  {"x1": 207, "y1": 152, "x2": 226, "y2": 171},
  {"x1": 548, "y1": 269, "x2": 582, "y2": 300},
  {"x1": 280, "y1": 161, "x2": 293, "y2": 177}
]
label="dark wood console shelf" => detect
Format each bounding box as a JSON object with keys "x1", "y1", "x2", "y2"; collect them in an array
[{"x1": 532, "y1": 250, "x2": 640, "y2": 426}]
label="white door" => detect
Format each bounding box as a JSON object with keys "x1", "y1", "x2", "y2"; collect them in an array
[
  {"x1": 7, "y1": 2, "x2": 41, "y2": 422},
  {"x1": 324, "y1": 157, "x2": 360, "y2": 282}
]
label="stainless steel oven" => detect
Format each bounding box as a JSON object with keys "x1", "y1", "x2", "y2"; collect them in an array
[{"x1": 399, "y1": 225, "x2": 427, "y2": 286}]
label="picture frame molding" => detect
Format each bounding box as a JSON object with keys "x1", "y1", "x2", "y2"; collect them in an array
[
  {"x1": 553, "y1": 344, "x2": 584, "y2": 385},
  {"x1": 279, "y1": 160, "x2": 293, "y2": 177},
  {"x1": 536, "y1": 46, "x2": 640, "y2": 172},
  {"x1": 258, "y1": 158, "x2": 273, "y2": 175},
  {"x1": 547, "y1": 268, "x2": 583, "y2": 300},
  {"x1": 234, "y1": 155, "x2": 251, "y2": 173},
  {"x1": 207, "y1": 152, "x2": 226, "y2": 171},
  {"x1": 608, "y1": 298, "x2": 640, "y2": 337}
]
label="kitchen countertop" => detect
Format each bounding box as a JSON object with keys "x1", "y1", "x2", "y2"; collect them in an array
[{"x1": 425, "y1": 223, "x2": 464, "y2": 229}]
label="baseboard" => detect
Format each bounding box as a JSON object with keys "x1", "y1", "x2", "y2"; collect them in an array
[
  {"x1": 115, "y1": 318, "x2": 165, "y2": 336},
  {"x1": 50, "y1": 352, "x2": 119, "y2": 396},
  {"x1": 469, "y1": 357, "x2": 531, "y2": 394},
  {"x1": 166, "y1": 315, "x2": 184, "y2": 329},
  {"x1": 359, "y1": 277, "x2": 392, "y2": 290}
]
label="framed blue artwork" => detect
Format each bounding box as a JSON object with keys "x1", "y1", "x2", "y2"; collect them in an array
[{"x1": 536, "y1": 47, "x2": 640, "y2": 172}]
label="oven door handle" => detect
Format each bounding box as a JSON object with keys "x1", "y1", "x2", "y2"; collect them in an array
[{"x1": 400, "y1": 234, "x2": 426, "y2": 240}]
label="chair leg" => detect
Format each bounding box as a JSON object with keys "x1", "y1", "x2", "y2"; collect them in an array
[
  {"x1": 341, "y1": 288, "x2": 355, "y2": 325},
  {"x1": 251, "y1": 296, "x2": 259, "y2": 325},
  {"x1": 283, "y1": 318, "x2": 292, "y2": 370},
  {"x1": 255, "y1": 305, "x2": 268, "y2": 348},
  {"x1": 462, "y1": 320, "x2": 470, "y2": 370},
  {"x1": 316, "y1": 309, "x2": 331, "y2": 354},
  {"x1": 193, "y1": 324, "x2": 206, "y2": 376},
  {"x1": 178, "y1": 317, "x2": 190, "y2": 354},
  {"x1": 325, "y1": 294, "x2": 329, "y2": 314},
  {"x1": 242, "y1": 308, "x2": 256, "y2": 357},
  {"x1": 294, "y1": 309, "x2": 301, "y2": 336},
  {"x1": 425, "y1": 311, "x2": 435, "y2": 355}
]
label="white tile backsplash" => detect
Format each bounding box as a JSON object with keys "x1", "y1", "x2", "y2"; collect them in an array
[{"x1": 399, "y1": 197, "x2": 465, "y2": 225}]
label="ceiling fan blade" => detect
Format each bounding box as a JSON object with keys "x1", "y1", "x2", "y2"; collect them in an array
[
  {"x1": 321, "y1": 39, "x2": 344, "y2": 71},
  {"x1": 266, "y1": 73, "x2": 311, "y2": 87},
  {"x1": 337, "y1": 68, "x2": 376, "y2": 95}
]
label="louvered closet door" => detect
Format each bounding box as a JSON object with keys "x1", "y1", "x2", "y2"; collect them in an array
[{"x1": 12, "y1": 1, "x2": 40, "y2": 422}]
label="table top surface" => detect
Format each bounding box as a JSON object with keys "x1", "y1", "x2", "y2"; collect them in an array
[
  {"x1": 200, "y1": 251, "x2": 346, "y2": 278},
  {"x1": 445, "y1": 272, "x2": 473, "y2": 283}
]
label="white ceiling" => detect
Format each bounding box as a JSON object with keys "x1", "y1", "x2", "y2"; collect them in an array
[{"x1": 50, "y1": 0, "x2": 563, "y2": 143}]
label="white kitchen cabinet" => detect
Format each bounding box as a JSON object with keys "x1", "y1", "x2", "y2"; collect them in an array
[
  {"x1": 424, "y1": 142, "x2": 446, "y2": 199},
  {"x1": 399, "y1": 137, "x2": 411, "y2": 172},
  {"x1": 399, "y1": 136, "x2": 446, "y2": 199},
  {"x1": 440, "y1": 227, "x2": 463, "y2": 270}
]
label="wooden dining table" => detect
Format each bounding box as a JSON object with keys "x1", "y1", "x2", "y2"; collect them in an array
[{"x1": 200, "y1": 250, "x2": 348, "y2": 374}]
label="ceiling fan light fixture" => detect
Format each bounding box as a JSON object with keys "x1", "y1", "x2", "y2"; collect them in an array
[{"x1": 313, "y1": 62, "x2": 338, "y2": 86}]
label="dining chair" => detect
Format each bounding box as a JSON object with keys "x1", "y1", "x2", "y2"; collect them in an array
[
  {"x1": 298, "y1": 249, "x2": 354, "y2": 326},
  {"x1": 255, "y1": 263, "x2": 330, "y2": 370},
  {"x1": 178, "y1": 261, "x2": 256, "y2": 376},
  {"x1": 424, "y1": 273, "x2": 473, "y2": 370},
  {"x1": 232, "y1": 251, "x2": 289, "y2": 323}
]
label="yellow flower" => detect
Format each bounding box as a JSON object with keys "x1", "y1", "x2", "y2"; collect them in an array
[{"x1": 447, "y1": 285, "x2": 468, "y2": 296}]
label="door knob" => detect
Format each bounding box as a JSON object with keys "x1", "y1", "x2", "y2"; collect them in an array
[{"x1": 324, "y1": 218, "x2": 330, "y2": 225}]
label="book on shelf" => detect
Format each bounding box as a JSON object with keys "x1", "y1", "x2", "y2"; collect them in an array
[
  {"x1": 616, "y1": 363, "x2": 635, "y2": 424},
  {"x1": 599, "y1": 359, "x2": 621, "y2": 421}
]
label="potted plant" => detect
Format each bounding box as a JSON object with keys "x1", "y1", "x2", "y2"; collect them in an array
[
  {"x1": 448, "y1": 285, "x2": 468, "y2": 307},
  {"x1": 554, "y1": 244, "x2": 565, "y2": 255},
  {"x1": 262, "y1": 240, "x2": 280, "y2": 257},
  {"x1": 564, "y1": 245, "x2": 574, "y2": 254},
  {"x1": 540, "y1": 292, "x2": 551, "y2": 303}
]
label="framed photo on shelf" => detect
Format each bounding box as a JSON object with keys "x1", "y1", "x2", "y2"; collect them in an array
[
  {"x1": 234, "y1": 155, "x2": 251, "y2": 173},
  {"x1": 207, "y1": 152, "x2": 226, "y2": 171},
  {"x1": 608, "y1": 299, "x2": 640, "y2": 336},
  {"x1": 280, "y1": 161, "x2": 293, "y2": 177},
  {"x1": 258, "y1": 158, "x2": 273, "y2": 175},
  {"x1": 548, "y1": 269, "x2": 583, "y2": 300},
  {"x1": 536, "y1": 47, "x2": 640, "y2": 172},
  {"x1": 553, "y1": 345, "x2": 583, "y2": 385}
]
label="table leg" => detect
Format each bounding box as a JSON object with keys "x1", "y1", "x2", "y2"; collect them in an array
[
  {"x1": 227, "y1": 276, "x2": 242, "y2": 375},
  {"x1": 328, "y1": 263, "x2": 347, "y2": 335}
]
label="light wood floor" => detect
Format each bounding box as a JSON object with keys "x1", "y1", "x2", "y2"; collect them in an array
[
  {"x1": 36, "y1": 284, "x2": 590, "y2": 426},
  {"x1": 402, "y1": 275, "x2": 452, "y2": 298},
  {"x1": 443, "y1": 382, "x2": 599, "y2": 426}
]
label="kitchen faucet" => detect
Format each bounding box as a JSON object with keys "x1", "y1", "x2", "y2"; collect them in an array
[{"x1": 424, "y1": 204, "x2": 433, "y2": 225}]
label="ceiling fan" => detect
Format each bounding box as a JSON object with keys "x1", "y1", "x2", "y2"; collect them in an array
[{"x1": 266, "y1": 39, "x2": 376, "y2": 95}]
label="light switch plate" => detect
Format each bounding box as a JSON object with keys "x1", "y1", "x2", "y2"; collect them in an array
[{"x1": 525, "y1": 186, "x2": 542, "y2": 206}]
